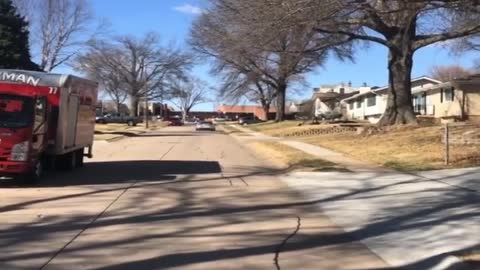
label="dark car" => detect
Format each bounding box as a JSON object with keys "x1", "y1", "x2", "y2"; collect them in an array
[
  {"x1": 167, "y1": 118, "x2": 184, "y2": 126},
  {"x1": 96, "y1": 114, "x2": 141, "y2": 126},
  {"x1": 238, "y1": 117, "x2": 257, "y2": 125},
  {"x1": 196, "y1": 121, "x2": 216, "y2": 131}
]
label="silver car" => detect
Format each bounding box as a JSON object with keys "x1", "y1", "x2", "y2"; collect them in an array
[{"x1": 195, "y1": 121, "x2": 216, "y2": 131}]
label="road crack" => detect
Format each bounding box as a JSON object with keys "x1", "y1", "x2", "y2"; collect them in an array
[
  {"x1": 239, "y1": 177, "x2": 249, "y2": 186},
  {"x1": 274, "y1": 216, "x2": 301, "y2": 270},
  {"x1": 39, "y1": 141, "x2": 178, "y2": 270}
]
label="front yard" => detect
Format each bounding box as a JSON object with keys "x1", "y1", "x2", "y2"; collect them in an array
[
  {"x1": 247, "y1": 140, "x2": 348, "y2": 172},
  {"x1": 245, "y1": 122, "x2": 480, "y2": 171},
  {"x1": 299, "y1": 125, "x2": 480, "y2": 171},
  {"x1": 248, "y1": 121, "x2": 306, "y2": 136}
]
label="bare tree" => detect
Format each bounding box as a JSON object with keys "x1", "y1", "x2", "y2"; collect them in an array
[
  {"x1": 190, "y1": 0, "x2": 350, "y2": 121},
  {"x1": 218, "y1": 69, "x2": 278, "y2": 120},
  {"x1": 74, "y1": 34, "x2": 194, "y2": 116},
  {"x1": 169, "y1": 78, "x2": 210, "y2": 121},
  {"x1": 74, "y1": 45, "x2": 128, "y2": 112},
  {"x1": 474, "y1": 59, "x2": 480, "y2": 72},
  {"x1": 13, "y1": 0, "x2": 103, "y2": 71},
  {"x1": 429, "y1": 64, "x2": 472, "y2": 82},
  {"x1": 234, "y1": 0, "x2": 480, "y2": 125}
]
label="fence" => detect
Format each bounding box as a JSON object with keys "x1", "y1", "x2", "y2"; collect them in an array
[{"x1": 443, "y1": 123, "x2": 480, "y2": 165}]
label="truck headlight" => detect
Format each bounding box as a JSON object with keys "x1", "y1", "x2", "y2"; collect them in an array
[{"x1": 10, "y1": 141, "x2": 30, "y2": 161}]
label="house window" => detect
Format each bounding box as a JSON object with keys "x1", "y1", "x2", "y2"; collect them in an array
[
  {"x1": 367, "y1": 95, "x2": 376, "y2": 107},
  {"x1": 356, "y1": 100, "x2": 362, "y2": 108},
  {"x1": 444, "y1": 88, "x2": 453, "y2": 101},
  {"x1": 339, "y1": 88, "x2": 345, "y2": 94},
  {"x1": 442, "y1": 87, "x2": 455, "y2": 102},
  {"x1": 349, "y1": 102, "x2": 353, "y2": 110}
]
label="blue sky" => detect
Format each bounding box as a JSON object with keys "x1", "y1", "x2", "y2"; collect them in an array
[{"x1": 77, "y1": 0, "x2": 479, "y2": 111}]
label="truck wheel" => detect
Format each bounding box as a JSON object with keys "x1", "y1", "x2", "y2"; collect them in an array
[
  {"x1": 58, "y1": 152, "x2": 76, "y2": 171},
  {"x1": 18, "y1": 160, "x2": 43, "y2": 185},
  {"x1": 76, "y1": 150, "x2": 84, "y2": 168},
  {"x1": 127, "y1": 120, "x2": 134, "y2": 126}
]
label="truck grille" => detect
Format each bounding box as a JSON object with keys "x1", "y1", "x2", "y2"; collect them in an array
[{"x1": 0, "y1": 147, "x2": 11, "y2": 161}]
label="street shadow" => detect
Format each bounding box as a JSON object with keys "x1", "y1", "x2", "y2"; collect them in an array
[
  {"x1": 95, "y1": 131, "x2": 207, "y2": 138},
  {"x1": 32, "y1": 160, "x2": 222, "y2": 187},
  {"x1": 0, "y1": 165, "x2": 478, "y2": 269}
]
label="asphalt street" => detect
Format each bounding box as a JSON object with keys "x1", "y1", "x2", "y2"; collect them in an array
[{"x1": 0, "y1": 126, "x2": 387, "y2": 270}]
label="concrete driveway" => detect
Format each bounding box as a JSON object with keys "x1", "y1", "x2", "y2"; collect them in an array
[
  {"x1": 0, "y1": 126, "x2": 386, "y2": 270},
  {"x1": 281, "y1": 170, "x2": 479, "y2": 270}
]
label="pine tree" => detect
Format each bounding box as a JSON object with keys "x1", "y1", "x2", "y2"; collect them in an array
[{"x1": 0, "y1": 0, "x2": 39, "y2": 70}]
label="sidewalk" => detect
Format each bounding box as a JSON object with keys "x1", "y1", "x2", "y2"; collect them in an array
[{"x1": 231, "y1": 124, "x2": 480, "y2": 270}]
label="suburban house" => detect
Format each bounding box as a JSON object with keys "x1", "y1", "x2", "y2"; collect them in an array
[
  {"x1": 411, "y1": 74, "x2": 480, "y2": 122},
  {"x1": 313, "y1": 91, "x2": 358, "y2": 118},
  {"x1": 343, "y1": 76, "x2": 443, "y2": 123},
  {"x1": 315, "y1": 82, "x2": 357, "y2": 95},
  {"x1": 290, "y1": 83, "x2": 359, "y2": 118},
  {"x1": 216, "y1": 104, "x2": 276, "y2": 120}
]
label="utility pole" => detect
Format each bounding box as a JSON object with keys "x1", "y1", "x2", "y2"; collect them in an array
[{"x1": 144, "y1": 96, "x2": 149, "y2": 129}]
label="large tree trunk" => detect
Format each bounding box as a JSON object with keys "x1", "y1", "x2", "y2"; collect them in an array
[
  {"x1": 378, "y1": 45, "x2": 417, "y2": 126},
  {"x1": 182, "y1": 109, "x2": 189, "y2": 122},
  {"x1": 275, "y1": 83, "x2": 287, "y2": 122},
  {"x1": 130, "y1": 97, "x2": 139, "y2": 117},
  {"x1": 260, "y1": 99, "x2": 271, "y2": 121}
]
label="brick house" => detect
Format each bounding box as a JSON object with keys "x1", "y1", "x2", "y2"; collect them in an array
[{"x1": 216, "y1": 104, "x2": 276, "y2": 120}]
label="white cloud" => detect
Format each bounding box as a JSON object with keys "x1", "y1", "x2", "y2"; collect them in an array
[{"x1": 173, "y1": 4, "x2": 203, "y2": 15}]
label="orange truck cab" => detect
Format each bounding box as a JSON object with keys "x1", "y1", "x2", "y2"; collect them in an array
[{"x1": 0, "y1": 69, "x2": 98, "y2": 183}]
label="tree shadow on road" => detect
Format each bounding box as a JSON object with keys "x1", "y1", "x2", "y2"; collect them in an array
[
  {"x1": 0, "y1": 165, "x2": 478, "y2": 270},
  {"x1": 37, "y1": 160, "x2": 223, "y2": 187}
]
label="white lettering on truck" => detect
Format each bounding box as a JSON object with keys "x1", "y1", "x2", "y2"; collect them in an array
[
  {"x1": 3, "y1": 73, "x2": 16, "y2": 81},
  {"x1": 1, "y1": 72, "x2": 40, "y2": 87}
]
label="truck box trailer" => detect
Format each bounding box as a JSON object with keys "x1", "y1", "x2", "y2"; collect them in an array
[{"x1": 0, "y1": 69, "x2": 98, "y2": 183}]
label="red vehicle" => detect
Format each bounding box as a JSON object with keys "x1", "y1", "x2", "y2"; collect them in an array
[{"x1": 0, "y1": 69, "x2": 98, "y2": 183}]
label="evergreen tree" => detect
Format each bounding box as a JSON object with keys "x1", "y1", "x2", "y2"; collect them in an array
[{"x1": 0, "y1": 0, "x2": 39, "y2": 70}]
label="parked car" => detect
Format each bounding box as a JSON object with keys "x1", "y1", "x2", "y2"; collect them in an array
[
  {"x1": 96, "y1": 114, "x2": 141, "y2": 126},
  {"x1": 238, "y1": 117, "x2": 257, "y2": 125},
  {"x1": 214, "y1": 117, "x2": 227, "y2": 122},
  {"x1": 196, "y1": 121, "x2": 216, "y2": 131},
  {"x1": 316, "y1": 111, "x2": 343, "y2": 121},
  {"x1": 167, "y1": 118, "x2": 184, "y2": 126}
]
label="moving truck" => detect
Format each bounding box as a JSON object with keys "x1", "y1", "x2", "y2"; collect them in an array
[{"x1": 0, "y1": 69, "x2": 98, "y2": 183}]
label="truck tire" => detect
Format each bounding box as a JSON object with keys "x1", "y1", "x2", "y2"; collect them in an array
[
  {"x1": 58, "y1": 152, "x2": 76, "y2": 171},
  {"x1": 75, "y1": 149, "x2": 84, "y2": 168},
  {"x1": 127, "y1": 120, "x2": 134, "y2": 126},
  {"x1": 18, "y1": 159, "x2": 43, "y2": 185}
]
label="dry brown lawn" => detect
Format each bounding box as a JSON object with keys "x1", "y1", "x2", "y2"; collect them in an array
[
  {"x1": 218, "y1": 124, "x2": 244, "y2": 134},
  {"x1": 299, "y1": 126, "x2": 480, "y2": 171},
  {"x1": 248, "y1": 121, "x2": 306, "y2": 136},
  {"x1": 247, "y1": 140, "x2": 348, "y2": 172},
  {"x1": 94, "y1": 121, "x2": 167, "y2": 141}
]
